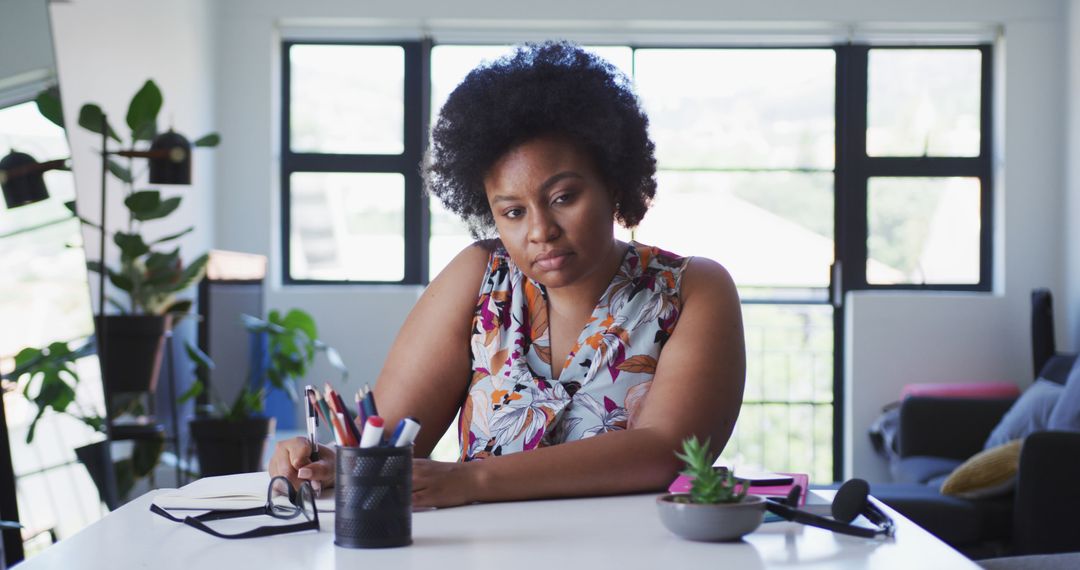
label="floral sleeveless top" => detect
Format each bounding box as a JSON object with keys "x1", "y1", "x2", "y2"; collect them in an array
[{"x1": 459, "y1": 240, "x2": 689, "y2": 461}]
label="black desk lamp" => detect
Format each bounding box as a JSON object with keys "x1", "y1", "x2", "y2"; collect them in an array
[{"x1": 0, "y1": 150, "x2": 66, "y2": 209}]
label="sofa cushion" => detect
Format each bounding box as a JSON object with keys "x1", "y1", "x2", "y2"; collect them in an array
[
  {"x1": 1046, "y1": 357, "x2": 1080, "y2": 432},
  {"x1": 871, "y1": 483, "x2": 1013, "y2": 546},
  {"x1": 941, "y1": 439, "x2": 1022, "y2": 498},
  {"x1": 891, "y1": 456, "x2": 963, "y2": 484},
  {"x1": 985, "y1": 379, "x2": 1063, "y2": 449}
]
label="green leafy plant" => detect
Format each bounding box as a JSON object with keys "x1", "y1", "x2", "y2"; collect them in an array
[
  {"x1": 8, "y1": 339, "x2": 156, "y2": 500},
  {"x1": 181, "y1": 308, "x2": 347, "y2": 421},
  {"x1": 39, "y1": 80, "x2": 220, "y2": 317},
  {"x1": 10, "y1": 340, "x2": 102, "y2": 444},
  {"x1": 674, "y1": 436, "x2": 748, "y2": 504}
]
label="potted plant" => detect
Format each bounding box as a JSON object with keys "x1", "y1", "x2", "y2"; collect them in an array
[
  {"x1": 7, "y1": 339, "x2": 162, "y2": 508},
  {"x1": 656, "y1": 436, "x2": 766, "y2": 542},
  {"x1": 182, "y1": 308, "x2": 347, "y2": 476},
  {"x1": 39, "y1": 80, "x2": 219, "y2": 408}
]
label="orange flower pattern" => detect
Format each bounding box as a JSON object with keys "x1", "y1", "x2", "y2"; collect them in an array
[{"x1": 459, "y1": 241, "x2": 688, "y2": 461}]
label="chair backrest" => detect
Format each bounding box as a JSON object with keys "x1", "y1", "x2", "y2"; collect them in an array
[{"x1": 1031, "y1": 288, "x2": 1078, "y2": 385}]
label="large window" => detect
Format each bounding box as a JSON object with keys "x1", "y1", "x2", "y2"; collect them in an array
[{"x1": 282, "y1": 41, "x2": 993, "y2": 481}]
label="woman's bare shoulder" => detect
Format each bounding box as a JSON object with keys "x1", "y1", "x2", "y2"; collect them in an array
[{"x1": 679, "y1": 256, "x2": 739, "y2": 307}]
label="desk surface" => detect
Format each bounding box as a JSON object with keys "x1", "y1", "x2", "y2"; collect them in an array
[{"x1": 23, "y1": 478, "x2": 978, "y2": 570}]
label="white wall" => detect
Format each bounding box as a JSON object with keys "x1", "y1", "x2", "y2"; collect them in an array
[
  {"x1": 1066, "y1": 1, "x2": 1080, "y2": 348},
  {"x1": 50, "y1": 0, "x2": 1072, "y2": 481},
  {"x1": 50, "y1": 0, "x2": 217, "y2": 307}
]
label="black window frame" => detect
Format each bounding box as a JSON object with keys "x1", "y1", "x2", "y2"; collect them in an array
[
  {"x1": 281, "y1": 40, "x2": 429, "y2": 285},
  {"x1": 837, "y1": 44, "x2": 994, "y2": 293}
]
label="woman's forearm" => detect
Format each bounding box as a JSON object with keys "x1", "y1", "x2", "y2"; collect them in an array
[{"x1": 466, "y1": 427, "x2": 687, "y2": 503}]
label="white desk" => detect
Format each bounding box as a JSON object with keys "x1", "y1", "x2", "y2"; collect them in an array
[{"x1": 22, "y1": 478, "x2": 978, "y2": 570}]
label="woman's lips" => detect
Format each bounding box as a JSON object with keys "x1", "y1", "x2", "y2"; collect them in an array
[{"x1": 533, "y1": 250, "x2": 573, "y2": 271}]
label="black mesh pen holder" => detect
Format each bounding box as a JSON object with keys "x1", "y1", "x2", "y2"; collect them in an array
[{"x1": 335, "y1": 444, "x2": 413, "y2": 548}]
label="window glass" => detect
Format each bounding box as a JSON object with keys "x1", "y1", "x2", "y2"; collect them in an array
[
  {"x1": 289, "y1": 45, "x2": 405, "y2": 154},
  {"x1": 634, "y1": 171, "x2": 834, "y2": 288},
  {"x1": 867, "y1": 177, "x2": 981, "y2": 284},
  {"x1": 634, "y1": 49, "x2": 835, "y2": 170},
  {"x1": 289, "y1": 172, "x2": 404, "y2": 281},
  {"x1": 867, "y1": 49, "x2": 981, "y2": 157}
]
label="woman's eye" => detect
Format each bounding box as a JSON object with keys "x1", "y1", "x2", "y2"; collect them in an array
[
  {"x1": 505, "y1": 208, "x2": 524, "y2": 219},
  {"x1": 553, "y1": 192, "x2": 575, "y2": 205}
]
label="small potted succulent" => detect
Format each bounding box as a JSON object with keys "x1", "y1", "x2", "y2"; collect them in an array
[{"x1": 656, "y1": 436, "x2": 766, "y2": 541}]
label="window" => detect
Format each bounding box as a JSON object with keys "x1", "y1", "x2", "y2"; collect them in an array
[
  {"x1": 282, "y1": 42, "x2": 426, "y2": 284},
  {"x1": 282, "y1": 40, "x2": 993, "y2": 481}
]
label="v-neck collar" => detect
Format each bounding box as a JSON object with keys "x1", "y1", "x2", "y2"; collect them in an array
[{"x1": 524, "y1": 241, "x2": 639, "y2": 385}]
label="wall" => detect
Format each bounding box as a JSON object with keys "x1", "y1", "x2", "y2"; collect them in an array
[
  {"x1": 0, "y1": 0, "x2": 54, "y2": 98},
  {"x1": 49, "y1": 0, "x2": 1070, "y2": 481},
  {"x1": 1066, "y1": 0, "x2": 1080, "y2": 348}
]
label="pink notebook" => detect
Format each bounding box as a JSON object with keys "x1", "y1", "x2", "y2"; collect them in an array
[{"x1": 668, "y1": 472, "x2": 809, "y2": 506}]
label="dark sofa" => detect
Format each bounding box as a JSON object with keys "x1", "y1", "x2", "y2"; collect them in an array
[{"x1": 870, "y1": 289, "x2": 1080, "y2": 557}]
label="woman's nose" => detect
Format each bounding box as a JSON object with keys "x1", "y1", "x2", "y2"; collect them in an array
[{"x1": 527, "y1": 207, "x2": 560, "y2": 243}]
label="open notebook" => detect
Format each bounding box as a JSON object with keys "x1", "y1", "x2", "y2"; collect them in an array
[{"x1": 153, "y1": 472, "x2": 336, "y2": 512}]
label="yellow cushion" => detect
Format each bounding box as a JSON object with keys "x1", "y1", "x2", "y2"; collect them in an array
[{"x1": 940, "y1": 439, "x2": 1023, "y2": 498}]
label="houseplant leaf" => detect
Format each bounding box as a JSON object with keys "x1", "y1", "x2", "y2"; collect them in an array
[
  {"x1": 78, "y1": 104, "x2": 121, "y2": 143},
  {"x1": 193, "y1": 133, "x2": 220, "y2": 147},
  {"x1": 114, "y1": 232, "x2": 150, "y2": 261},
  {"x1": 126, "y1": 80, "x2": 162, "y2": 142},
  {"x1": 151, "y1": 227, "x2": 193, "y2": 245},
  {"x1": 124, "y1": 190, "x2": 161, "y2": 215},
  {"x1": 35, "y1": 86, "x2": 64, "y2": 129},
  {"x1": 106, "y1": 159, "x2": 133, "y2": 184},
  {"x1": 134, "y1": 196, "x2": 181, "y2": 221},
  {"x1": 166, "y1": 253, "x2": 209, "y2": 293}
]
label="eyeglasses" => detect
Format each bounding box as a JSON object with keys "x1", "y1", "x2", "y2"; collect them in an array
[{"x1": 150, "y1": 476, "x2": 320, "y2": 539}]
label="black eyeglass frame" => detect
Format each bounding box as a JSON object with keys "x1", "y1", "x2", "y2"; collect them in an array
[{"x1": 150, "y1": 476, "x2": 320, "y2": 539}]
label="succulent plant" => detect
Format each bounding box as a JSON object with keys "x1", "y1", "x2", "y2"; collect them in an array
[{"x1": 674, "y1": 435, "x2": 748, "y2": 504}]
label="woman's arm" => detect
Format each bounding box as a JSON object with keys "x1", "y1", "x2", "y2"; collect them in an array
[
  {"x1": 268, "y1": 242, "x2": 489, "y2": 488},
  {"x1": 412, "y1": 257, "x2": 746, "y2": 507}
]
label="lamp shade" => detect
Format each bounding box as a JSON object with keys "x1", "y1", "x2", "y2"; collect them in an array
[
  {"x1": 148, "y1": 130, "x2": 192, "y2": 185},
  {"x1": 0, "y1": 151, "x2": 50, "y2": 209}
]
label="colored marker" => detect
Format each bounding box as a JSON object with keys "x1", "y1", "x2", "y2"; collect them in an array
[
  {"x1": 389, "y1": 417, "x2": 422, "y2": 448},
  {"x1": 359, "y1": 416, "x2": 385, "y2": 448}
]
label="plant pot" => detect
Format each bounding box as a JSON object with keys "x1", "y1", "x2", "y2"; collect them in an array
[
  {"x1": 96, "y1": 315, "x2": 171, "y2": 395},
  {"x1": 74, "y1": 440, "x2": 119, "y2": 511},
  {"x1": 189, "y1": 417, "x2": 276, "y2": 476},
  {"x1": 656, "y1": 493, "x2": 766, "y2": 542}
]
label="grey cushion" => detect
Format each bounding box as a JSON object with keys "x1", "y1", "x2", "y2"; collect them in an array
[
  {"x1": 891, "y1": 456, "x2": 963, "y2": 484},
  {"x1": 984, "y1": 379, "x2": 1063, "y2": 449},
  {"x1": 1046, "y1": 358, "x2": 1080, "y2": 432}
]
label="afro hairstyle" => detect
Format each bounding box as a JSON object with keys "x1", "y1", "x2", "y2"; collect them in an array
[{"x1": 424, "y1": 41, "x2": 657, "y2": 238}]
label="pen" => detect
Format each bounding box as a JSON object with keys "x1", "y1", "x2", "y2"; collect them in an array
[
  {"x1": 355, "y1": 392, "x2": 367, "y2": 432},
  {"x1": 359, "y1": 416, "x2": 384, "y2": 448},
  {"x1": 361, "y1": 383, "x2": 378, "y2": 418},
  {"x1": 304, "y1": 386, "x2": 319, "y2": 461},
  {"x1": 389, "y1": 417, "x2": 421, "y2": 448},
  {"x1": 313, "y1": 391, "x2": 334, "y2": 437}
]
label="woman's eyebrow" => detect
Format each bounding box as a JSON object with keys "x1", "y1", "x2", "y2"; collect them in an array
[{"x1": 489, "y1": 172, "x2": 584, "y2": 204}]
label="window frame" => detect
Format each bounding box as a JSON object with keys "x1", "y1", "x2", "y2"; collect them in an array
[
  {"x1": 837, "y1": 44, "x2": 994, "y2": 293},
  {"x1": 280, "y1": 39, "x2": 430, "y2": 285}
]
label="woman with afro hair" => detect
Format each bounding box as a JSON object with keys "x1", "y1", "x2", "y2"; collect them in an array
[{"x1": 271, "y1": 41, "x2": 745, "y2": 508}]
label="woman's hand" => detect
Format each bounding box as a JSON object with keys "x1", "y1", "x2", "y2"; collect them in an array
[
  {"x1": 412, "y1": 459, "x2": 482, "y2": 508},
  {"x1": 268, "y1": 437, "x2": 336, "y2": 493}
]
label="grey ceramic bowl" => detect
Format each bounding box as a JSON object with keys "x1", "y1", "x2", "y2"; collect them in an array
[{"x1": 656, "y1": 494, "x2": 766, "y2": 542}]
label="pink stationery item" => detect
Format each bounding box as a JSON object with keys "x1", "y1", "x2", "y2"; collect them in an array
[
  {"x1": 900, "y1": 382, "x2": 1020, "y2": 400},
  {"x1": 668, "y1": 472, "x2": 809, "y2": 506}
]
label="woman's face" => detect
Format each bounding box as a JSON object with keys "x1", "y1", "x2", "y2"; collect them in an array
[{"x1": 483, "y1": 134, "x2": 619, "y2": 290}]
